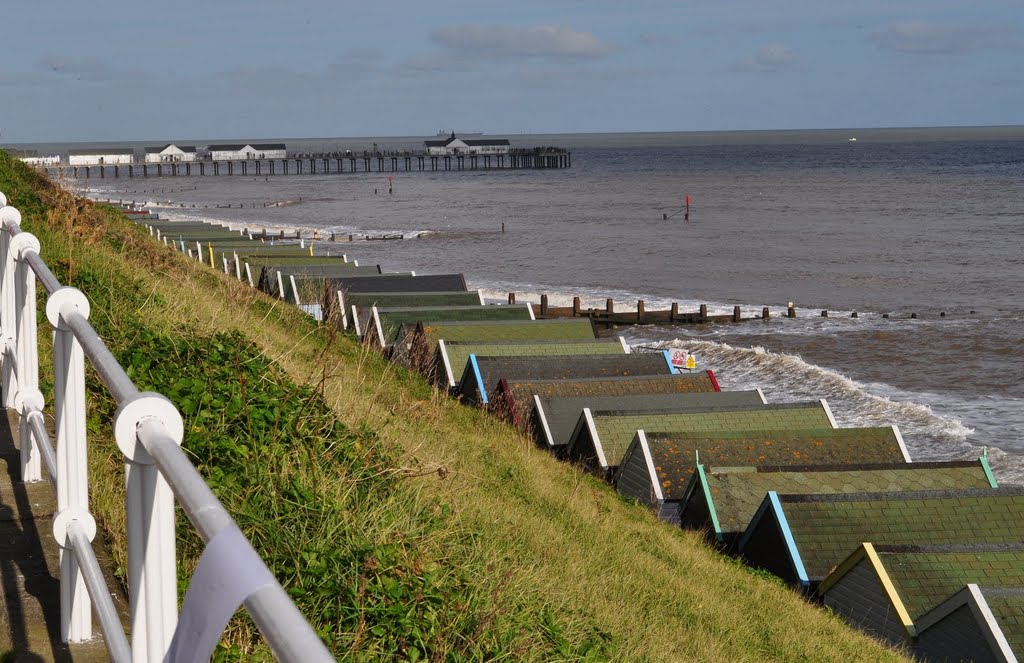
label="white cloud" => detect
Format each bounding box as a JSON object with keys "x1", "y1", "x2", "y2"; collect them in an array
[
  {"x1": 870, "y1": 22, "x2": 1020, "y2": 55},
  {"x1": 732, "y1": 44, "x2": 799, "y2": 72},
  {"x1": 430, "y1": 24, "x2": 614, "y2": 59}
]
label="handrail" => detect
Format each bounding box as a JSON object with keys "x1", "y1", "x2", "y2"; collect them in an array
[
  {"x1": 0, "y1": 195, "x2": 333, "y2": 661},
  {"x1": 24, "y1": 410, "x2": 57, "y2": 487}
]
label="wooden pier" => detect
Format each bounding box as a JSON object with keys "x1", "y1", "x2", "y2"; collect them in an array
[{"x1": 50, "y1": 148, "x2": 571, "y2": 180}]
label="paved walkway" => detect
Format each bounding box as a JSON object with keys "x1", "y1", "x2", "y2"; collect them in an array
[{"x1": 0, "y1": 411, "x2": 122, "y2": 661}]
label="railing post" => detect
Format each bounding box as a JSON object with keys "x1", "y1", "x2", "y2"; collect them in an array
[
  {"x1": 0, "y1": 206, "x2": 22, "y2": 410},
  {"x1": 47, "y1": 287, "x2": 95, "y2": 641},
  {"x1": 115, "y1": 394, "x2": 180, "y2": 661},
  {"x1": 13, "y1": 233, "x2": 42, "y2": 482}
]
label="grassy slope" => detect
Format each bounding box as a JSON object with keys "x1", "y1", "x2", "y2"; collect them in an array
[{"x1": 0, "y1": 154, "x2": 907, "y2": 661}]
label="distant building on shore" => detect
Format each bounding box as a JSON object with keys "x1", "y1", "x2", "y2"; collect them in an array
[
  {"x1": 425, "y1": 133, "x2": 511, "y2": 156},
  {"x1": 68, "y1": 148, "x2": 134, "y2": 166},
  {"x1": 144, "y1": 144, "x2": 197, "y2": 163},
  {"x1": 206, "y1": 143, "x2": 287, "y2": 161}
]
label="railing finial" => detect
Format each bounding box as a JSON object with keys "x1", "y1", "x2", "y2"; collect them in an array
[
  {"x1": 45, "y1": 287, "x2": 90, "y2": 328},
  {"x1": 114, "y1": 392, "x2": 184, "y2": 463},
  {"x1": 0, "y1": 205, "x2": 21, "y2": 229}
]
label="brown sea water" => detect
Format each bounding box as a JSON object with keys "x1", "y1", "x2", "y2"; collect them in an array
[{"x1": 56, "y1": 127, "x2": 1024, "y2": 482}]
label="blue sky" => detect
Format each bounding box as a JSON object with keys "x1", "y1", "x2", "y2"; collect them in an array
[{"x1": 3, "y1": 1, "x2": 1022, "y2": 142}]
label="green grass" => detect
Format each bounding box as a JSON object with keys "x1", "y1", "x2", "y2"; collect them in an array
[{"x1": 0, "y1": 152, "x2": 909, "y2": 661}]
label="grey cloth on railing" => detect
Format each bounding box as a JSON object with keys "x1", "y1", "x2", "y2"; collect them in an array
[{"x1": 164, "y1": 525, "x2": 276, "y2": 663}]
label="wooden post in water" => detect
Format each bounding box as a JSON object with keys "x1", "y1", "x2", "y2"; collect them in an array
[
  {"x1": 733, "y1": 306, "x2": 741, "y2": 323},
  {"x1": 606, "y1": 298, "x2": 614, "y2": 314},
  {"x1": 572, "y1": 297, "x2": 581, "y2": 316},
  {"x1": 508, "y1": 292, "x2": 516, "y2": 304},
  {"x1": 637, "y1": 300, "x2": 645, "y2": 322},
  {"x1": 670, "y1": 303, "x2": 678, "y2": 322},
  {"x1": 540, "y1": 295, "x2": 548, "y2": 316},
  {"x1": 762, "y1": 307, "x2": 770, "y2": 319},
  {"x1": 787, "y1": 303, "x2": 796, "y2": 318},
  {"x1": 699, "y1": 304, "x2": 708, "y2": 323},
  {"x1": 821, "y1": 310, "x2": 828, "y2": 317}
]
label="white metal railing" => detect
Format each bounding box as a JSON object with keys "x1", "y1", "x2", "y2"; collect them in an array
[{"x1": 0, "y1": 193, "x2": 333, "y2": 662}]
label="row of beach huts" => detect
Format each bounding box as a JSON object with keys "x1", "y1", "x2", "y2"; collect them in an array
[{"x1": 127, "y1": 207, "x2": 1024, "y2": 662}]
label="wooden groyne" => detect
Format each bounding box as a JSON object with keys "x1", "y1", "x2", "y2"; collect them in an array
[
  {"x1": 49, "y1": 148, "x2": 571, "y2": 180},
  {"x1": 516, "y1": 293, "x2": 776, "y2": 329}
]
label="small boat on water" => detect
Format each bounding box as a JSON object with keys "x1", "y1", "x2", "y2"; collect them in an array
[{"x1": 848, "y1": 137, "x2": 857, "y2": 142}]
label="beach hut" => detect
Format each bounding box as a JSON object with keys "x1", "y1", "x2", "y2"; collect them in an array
[
  {"x1": 341, "y1": 291, "x2": 485, "y2": 332},
  {"x1": 437, "y1": 337, "x2": 630, "y2": 392},
  {"x1": 738, "y1": 487, "x2": 1024, "y2": 590},
  {"x1": 819, "y1": 541, "x2": 1021, "y2": 651},
  {"x1": 392, "y1": 318, "x2": 596, "y2": 371},
  {"x1": 490, "y1": 371, "x2": 720, "y2": 427},
  {"x1": 533, "y1": 390, "x2": 765, "y2": 451},
  {"x1": 914, "y1": 584, "x2": 1023, "y2": 662},
  {"x1": 364, "y1": 304, "x2": 535, "y2": 349},
  {"x1": 565, "y1": 401, "x2": 837, "y2": 478},
  {"x1": 678, "y1": 458, "x2": 994, "y2": 545},
  {"x1": 321, "y1": 273, "x2": 468, "y2": 321}
]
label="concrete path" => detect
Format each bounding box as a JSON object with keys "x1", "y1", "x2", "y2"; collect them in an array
[{"x1": 0, "y1": 411, "x2": 124, "y2": 661}]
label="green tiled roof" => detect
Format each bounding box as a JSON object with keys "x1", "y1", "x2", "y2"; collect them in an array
[
  {"x1": 539, "y1": 390, "x2": 764, "y2": 449},
  {"x1": 648, "y1": 427, "x2": 907, "y2": 497},
  {"x1": 778, "y1": 488, "x2": 1024, "y2": 580},
  {"x1": 275, "y1": 270, "x2": 383, "y2": 301},
  {"x1": 874, "y1": 544, "x2": 1024, "y2": 620},
  {"x1": 345, "y1": 291, "x2": 483, "y2": 311},
  {"x1": 440, "y1": 339, "x2": 626, "y2": 387},
  {"x1": 706, "y1": 461, "x2": 993, "y2": 536},
  {"x1": 502, "y1": 373, "x2": 716, "y2": 421},
  {"x1": 229, "y1": 247, "x2": 318, "y2": 258},
  {"x1": 273, "y1": 265, "x2": 380, "y2": 277},
  {"x1": 171, "y1": 231, "x2": 247, "y2": 241},
  {"x1": 376, "y1": 305, "x2": 533, "y2": 344},
  {"x1": 411, "y1": 318, "x2": 596, "y2": 353},
  {"x1": 247, "y1": 256, "x2": 353, "y2": 267},
  {"x1": 588, "y1": 403, "x2": 834, "y2": 469},
  {"x1": 325, "y1": 273, "x2": 468, "y2": 295},
  {"x1": 979, "y1": 587, "x2": 1024, "y2": 655}
]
